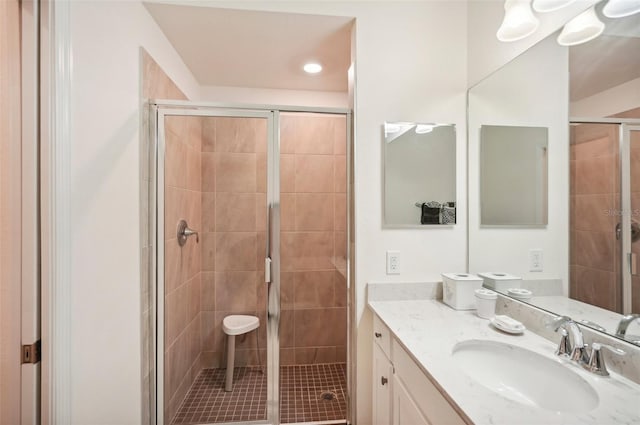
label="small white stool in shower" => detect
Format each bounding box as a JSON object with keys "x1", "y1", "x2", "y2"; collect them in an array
[{"x1": 222, "y1": 314, "x2": 260, "y2": 392}]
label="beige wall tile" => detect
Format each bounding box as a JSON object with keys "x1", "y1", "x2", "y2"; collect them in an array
[
  {"x1": 202, "y1": 117, "x2": 216, "y2": 152},
  {"x1": 202, "y1": 192, "x2": 216, "y2": 232},
  {"x1": 201, "y1": 232, "x2": 216, "y2": 272},
  {"x1": 280, "y1": 154, "x2": 296, "y2": 193},
  {"x1": 334, "y1": 155, "x2": 347, "y2": 193},
  {"x1": 293, "y1": 232, "x2": 334, "y2": 270},
  {"x1": 201, "y1": 272, "x2": 215, "y2": 311},
  {"x1": 215, "y1": 192, "x2": 256, "y2": 232},
  {"x1": 574, "y1": 230, "x2": 614, "y2": 271},
  {"x1": 334, "y1": 193, "x2": 346, "y2": 232},
  {"x1": 295, "y1": 193, "x2": 334, "y2": 231},
  {"x1": 295, "y1": 154, "x2": 333, "y2": 193},
  {"x1": 215, "y1": 271, "x2": 258, "y2": 311},
  {"x1": 294, "y1": 308, "x2": 346, "y2": 347},
  {"x1": 333, "y1": 115, "x2": 347, "y2": 155},
  {"x1": 215, "y1": 152, "x2": 256, "y2": 193},
  {"x1": 280, "y1": 194, "x2": 296, "y2": 231},
  {"x1": 573, "y1": 266, "x2": 616, "y2": 311},
  {"x1": 215, "y1": 117, "x2": 267, "y2": 153},
  {"x1": 294, "y1": 271, "x2": 335, "y2": 309},
  {"x1": 215, "y1": 232, "x2": 257, "y2": 271},
  {"x1": 295, "y1": 347, "x2": 336, "y2": 365},
  {"x1": 256, "y1": 152, "x2": 267, "y2": 193},
  {"x1": 574, "y1": 194, "x2": 615, "y2": 232},
  {"x1": 575, "y1": 155, "x2": 615, "y2": 195},
  {"x1": 201, "y1": 152, "x2": 216, "y2": 192}
]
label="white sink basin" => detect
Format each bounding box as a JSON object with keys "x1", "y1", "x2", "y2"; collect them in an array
[{"x1": 452, "y1": 340, "x2": 599, "y2": 413}]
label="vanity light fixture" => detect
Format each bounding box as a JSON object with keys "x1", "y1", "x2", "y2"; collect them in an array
[
  {"x1": 557, "y1": 6, "x2": 605, "y2": 46},
  {"x1": 603, "y1": 0, "x2": 640, "y2": 18},
  {"x1": 303, "y1": 62, "x2": 322, "y2": 74},
  {"x1": 532, "y1": 0, "x2": 577, "y2": 13},
  {"x1": 497, "y1": 0, "x2": 540, "y2": 42}
]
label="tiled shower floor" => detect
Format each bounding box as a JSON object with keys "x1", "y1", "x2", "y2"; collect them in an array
[{"x1": 171, "y1": 363, "x2": 347, "y2": 425}]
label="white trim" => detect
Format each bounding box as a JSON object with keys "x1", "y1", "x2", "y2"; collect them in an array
[{"x1": 47, "y1": 0, "x2": 72, "y2": 422}]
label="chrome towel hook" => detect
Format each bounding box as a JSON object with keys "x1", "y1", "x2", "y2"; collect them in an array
[{"x1": 177, "y1": 219, "x2": 199, "y2": 247}]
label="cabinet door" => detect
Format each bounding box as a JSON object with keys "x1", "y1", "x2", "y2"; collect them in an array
[
  {"x1": 393, "y1": 375, "x2": 430, "y2": 425},
  {"x1": 373, "y1": 343, "x2": 393, "y2": 425}
]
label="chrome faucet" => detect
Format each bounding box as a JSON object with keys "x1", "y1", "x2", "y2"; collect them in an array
[
  {"x1": 548, "y1": 316, "x2": 588, "y2": 362},
  {"x1": 615, "y1": 314, "x2": 640, "y2": 338},
  {"x1": 549, "y1": 315, "x2": 626, "y2": 376}
]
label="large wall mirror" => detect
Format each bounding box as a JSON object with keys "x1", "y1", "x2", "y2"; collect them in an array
[
  {"x1": 383, "y1": 122, "x2": 456, "y2": 227},
  {"x1": 468, "y1": 5, "x2": 640, "y2": 346},
  {"x1": 480, "y1": 125, "x2": 548, "y2": 226}
]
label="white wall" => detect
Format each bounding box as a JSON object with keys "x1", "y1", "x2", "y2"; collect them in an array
[
  {"x1": 571, "y1": 77, "x2": 640, "y2": 117},
  {"x1": 467, "y1": 0, "x2": 598, "y2": 87},
  {"x1": 468, "y1": 36, "x2": 569, "y2": 291},
  {"x1": 68, "y1": 2, "x2": 199, "y2": 423},
  {"x1": 198, "y1": 85, "x2": 348, "y2": 108}
]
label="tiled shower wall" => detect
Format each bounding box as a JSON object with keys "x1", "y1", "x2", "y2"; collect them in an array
[
  {"x1": 164, "y1": 115, "x2": 203, "y2": 419},
  {"x1": 570, "y1": 123, "x2": 620, "y2": 311},
  {"x1": 199, "y1": 117, "x2": 269, "y2": 370},
  {"x1": 141, "y1": 50, "x2": 203, "y2": 421},
  {"x1": 279, "y1": 113, "x2": 347, "y2": 365}
]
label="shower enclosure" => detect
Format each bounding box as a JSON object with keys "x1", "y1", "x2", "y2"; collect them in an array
[
  {"x1": 149, "y1": 102, "x2": 351, "y2": 425},
  {"x1": 570, "y1": 119, "x2": 640, "y2": 314}
]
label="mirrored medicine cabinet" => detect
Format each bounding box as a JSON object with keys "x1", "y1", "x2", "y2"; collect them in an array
[{"x1": 382, "y1": 122, "x2": 456, "y2": 228}]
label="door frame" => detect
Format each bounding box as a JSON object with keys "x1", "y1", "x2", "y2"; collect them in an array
[{"x1": 149, "y1": 102, "x2": 353, "y2": 425}]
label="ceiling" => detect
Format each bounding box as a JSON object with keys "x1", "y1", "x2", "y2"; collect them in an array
[
  {"x1": 144, "y1": 2, "x2": 352, "y2": 92},
  {"x1": 569, "y1": 13, "x2": 640, "y2": 101}
]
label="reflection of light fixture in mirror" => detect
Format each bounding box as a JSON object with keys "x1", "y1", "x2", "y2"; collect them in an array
[
  {"x1": 415, "y1": 124, "x2": 435, "y2": 134},
  {"x1": 603, "y1": 0, "x2": 640, "y2": 18},
  {"x1": 303, "y1": 62, "x2": 322, "y2": 74},
  {"x1": 557, "y1": 6, "x2": 605, "y2": 46},
  {"x1": 497, "y1": 0, "x2": 540, "y2": 42},
  {"x1": 532, "y1": 0, "x2": 577, "y2": 13}
]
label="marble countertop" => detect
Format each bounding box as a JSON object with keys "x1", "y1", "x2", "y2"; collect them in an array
[{"x1": 368, "y1": 298, "x2": 640, "y2": 425}]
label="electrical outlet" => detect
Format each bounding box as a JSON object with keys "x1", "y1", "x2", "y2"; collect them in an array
[
  {"x1": 386, "y1": 250, "x2": 400, "y2": 275},
  {"x1": 530, "y1": 249, "x2": 543, "y2": 272}
]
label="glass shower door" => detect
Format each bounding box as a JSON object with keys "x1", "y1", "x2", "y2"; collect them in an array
[
  {"x1": 157, "y1": 107, "x2": 277, "y2": 425},
  {"x1": 278, "y1": 112, "x2": 348, "y2": 423}
]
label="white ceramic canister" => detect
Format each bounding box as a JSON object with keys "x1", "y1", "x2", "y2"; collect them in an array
[{"x1": 475, "y1": 288, "x2": 498, "y2": 319}]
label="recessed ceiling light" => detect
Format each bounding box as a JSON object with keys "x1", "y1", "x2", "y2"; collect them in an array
[{"x1": 303, "y1": 63, "x2": 322, "y2": 74}]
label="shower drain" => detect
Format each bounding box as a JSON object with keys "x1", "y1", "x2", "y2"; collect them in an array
[{"x1": 319, "y1": 391, "x2": 338, "y2": 402}]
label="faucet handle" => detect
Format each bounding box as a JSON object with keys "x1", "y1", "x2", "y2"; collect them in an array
[{"x1": 584, "y1": 342, "x2": 626, "y2": 376}]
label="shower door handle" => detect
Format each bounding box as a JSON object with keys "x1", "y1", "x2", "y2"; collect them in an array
[
  {"x1": 265, "y1": 203, "x2": 272, "y2": 284},
  {"x1": 629, "y1": 253, "x2": 637, "y2": 276},
  {"x1": 265, "y1": 258, "x2": 272, "y2": 283}
]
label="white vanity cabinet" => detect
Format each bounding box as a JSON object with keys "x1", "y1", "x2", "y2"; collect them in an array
[
  {"x1": 372, "y1": 314, "x2": 466, "y2": 425},
  {"x1": 373, "y1": 315, "x2": 393, "y2": 425}
]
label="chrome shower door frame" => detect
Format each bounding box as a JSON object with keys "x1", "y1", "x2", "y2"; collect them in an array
[
  {"x1": 153, "y1": 106, "x2": 279, "y2": 425},
  {"x1": 150, "y1": 101, "x2": 353, "y2": 425},
  {"x1": 621, "y1": 124, "x2": 640, "y2": 314}
]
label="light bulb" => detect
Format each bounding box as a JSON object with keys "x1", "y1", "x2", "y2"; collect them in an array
[
  {"x1": 603, "y1": 0, "x2": 640, "y2": 18},
  {"x1": 557, "y1": 6, "x2": 605, "y2": 46},
  {"x1": 497, "y1": 0, "x2": 540, "y2": 42}
]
